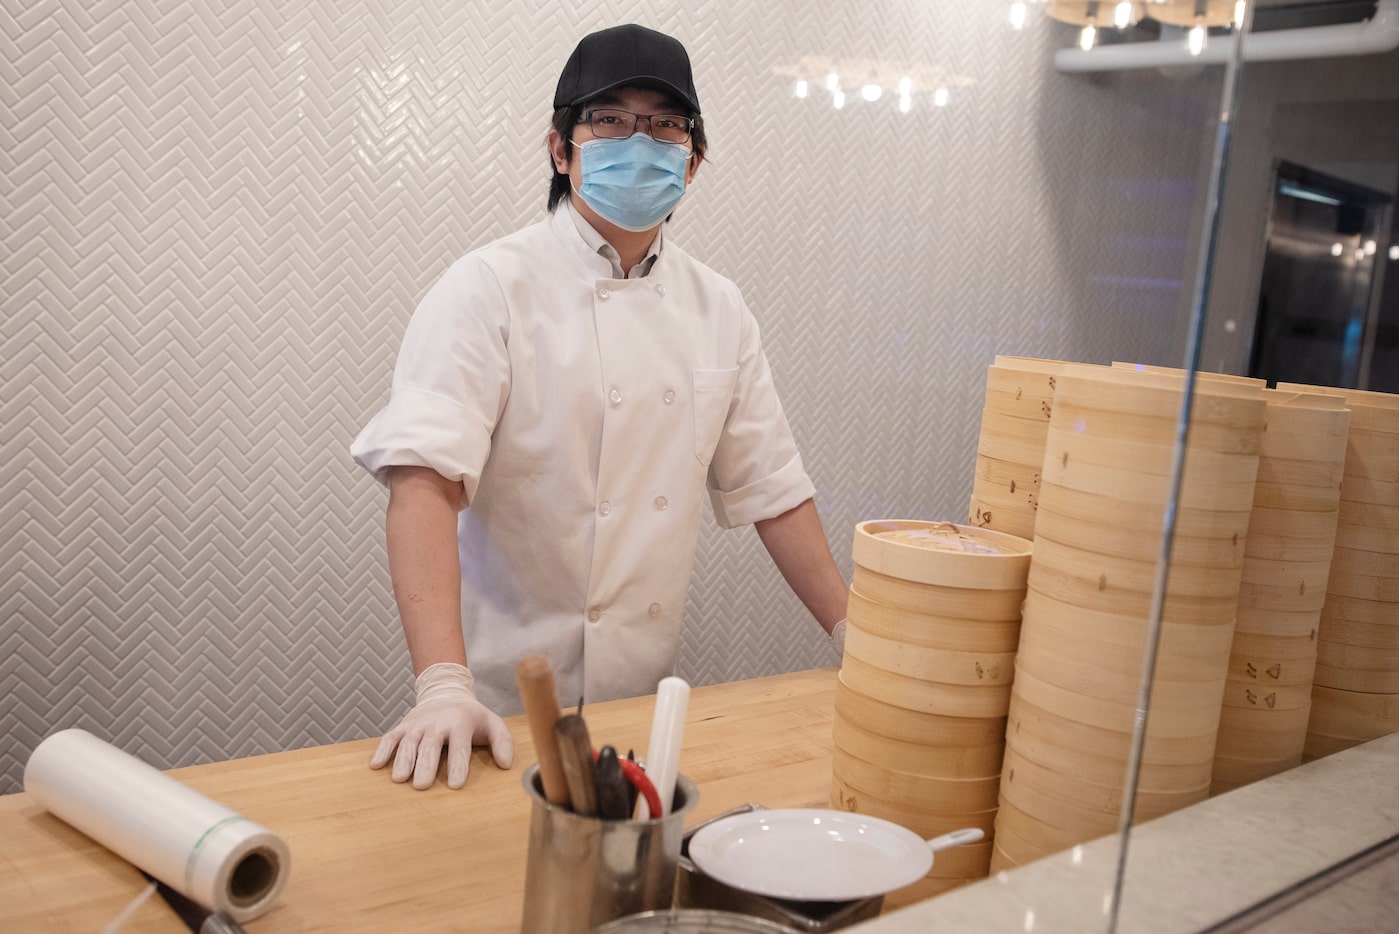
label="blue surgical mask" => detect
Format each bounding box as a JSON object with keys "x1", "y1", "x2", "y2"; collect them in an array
[{"x1": 573, "y1": 135, "x2": 690, "y2": 232}]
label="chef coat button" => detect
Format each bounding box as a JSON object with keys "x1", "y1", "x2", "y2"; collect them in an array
[
  {"x1": 648, "y1": 603, "x2": 662, "y2": 618},
  {"x1": 588, "y1": 607, "x2": 601, "y2": 622},
  {"x1": 597, "y1": 287, "x2": 611, "y2": 300},
  {"x1": 655, "y1": 284, "x2": 666, "y2": 297},
  {"x1": 599, "y1": 501, "x2": 611, "y2": 517},
  {"x1": 653, "y1": 496, "x2": 668, "y2": 510},
  {"x1": 663, "y1": 390, "x2": 675, "y2": 405},
  {"x1": 609, "y1": 388, "x2": 622, "y2": 405}
]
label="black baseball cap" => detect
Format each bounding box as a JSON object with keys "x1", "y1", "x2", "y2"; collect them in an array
[{"x1": 553, "y1": 24, "x2": 701, "y2": 114}]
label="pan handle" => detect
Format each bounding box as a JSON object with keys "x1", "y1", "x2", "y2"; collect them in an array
[{"x1": 926, "y1": 827, "x2": 985, "y2": 852}]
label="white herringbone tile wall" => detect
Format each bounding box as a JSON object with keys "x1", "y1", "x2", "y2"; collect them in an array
[{"x1": 1, "y1": 1, "x2": 1223, "y2": 792}]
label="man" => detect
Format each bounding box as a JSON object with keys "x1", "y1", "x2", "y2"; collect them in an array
[{"x1": 351, "y1": 24, "x2": 848, "y2": 791}]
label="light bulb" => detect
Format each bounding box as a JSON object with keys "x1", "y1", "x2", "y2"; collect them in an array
[
  {"x1": 1080, "y1": 23, "x2": 1097, "y2": 51},
  {"x1": 1390, "y1": 245, "x2": 1399, "y2": 261},
  {"x1": 794, "y1": 79, "x2": 808, "y2": 99},
  {"x1": 1114, "y1": 1, "x2": 1133, "y2": 29},
  {"x1": 933, "y1": 87, "x2": 949, "y2": 107},
  {"x1": 832, "y1": 89, "x2": 845, "y2": 110},
  {"x1": 898, "y1": 94, "x2": 911, "y2": 113},
  {"x1": 861, "y1": 83, "x2": 882, "y2": 102},
  {"x1": 1188, "y1": 22, "x2": 1207, "y2": 56},
  {"x1": 1364, "y1": 240, "x2": 1376, "y2": 255},
  {"x1": 1010, "y1": 1, "x2": 1027, "y2": 30},
  {"x1": 1331, "y1": 243, "x2": 1344, "y2": 257}
]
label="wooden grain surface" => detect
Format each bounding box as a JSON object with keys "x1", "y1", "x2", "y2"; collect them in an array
[{"x1": 0, "y1": 668, "x2": 840, "y2": 933}]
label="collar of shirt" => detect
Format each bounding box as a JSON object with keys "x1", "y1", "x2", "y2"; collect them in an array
[{"x1": 560, "y1": 197, "x2": 662, "y2": 280}]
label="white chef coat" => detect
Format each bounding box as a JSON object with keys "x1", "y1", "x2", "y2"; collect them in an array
[{"x1": 351, "y1": 201, "x2": 815, "y2": 715}]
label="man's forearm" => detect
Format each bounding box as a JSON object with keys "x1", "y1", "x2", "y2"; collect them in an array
[
  {"x1": 386, "y1": 466, "x2": 469, "y2": 675},
  {"x1": 755, "y1": 498, "x2": 849, "y2": 634}
]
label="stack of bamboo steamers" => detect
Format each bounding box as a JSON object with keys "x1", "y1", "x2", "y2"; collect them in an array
[{"x1": 832, "y1": 356, "x2": 1399, "y2": 893}]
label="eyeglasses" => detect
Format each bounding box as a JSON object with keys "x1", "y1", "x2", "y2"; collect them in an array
[{"x1": 579, "y1": 109, "x2": 694, "y2": 145}]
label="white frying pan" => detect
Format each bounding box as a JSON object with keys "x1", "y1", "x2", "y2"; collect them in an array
[{"x1": 687, "y1": 808, "x2": 984, "y2": 902}]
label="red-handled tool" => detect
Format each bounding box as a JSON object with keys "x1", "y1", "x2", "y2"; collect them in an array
[{"x1": 591, "y1": 748, "x2": 663, "y2": 818}]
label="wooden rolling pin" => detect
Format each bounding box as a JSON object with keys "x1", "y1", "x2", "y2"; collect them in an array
[{"x1": 515, "y1": 655, "x2": 571, "y2": 808}]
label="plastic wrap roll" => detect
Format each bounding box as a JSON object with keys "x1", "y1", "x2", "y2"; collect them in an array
[{"x1": 23, "y1": 728, "x2": 290, "y2": 923}]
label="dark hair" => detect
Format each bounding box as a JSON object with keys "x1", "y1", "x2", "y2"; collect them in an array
[{"x1": 546, "y1": 99, "x2": 707, "y2": 212}]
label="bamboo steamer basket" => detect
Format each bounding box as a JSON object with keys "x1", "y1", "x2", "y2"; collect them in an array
[
  {"x1": 851, "y1": 520, "x2": 1034, "y2": 588},
  {"x1": 1322, "y1": 593, "x2": 1399, "y2": 624},
  {"x1": 830, "y1": 771, "x2": 1000, "y2": 837},
  {"x1": 1325, "y1": 571, "x2": 1399, "y2": 602},
  {"x1": 833, "y1": 711, "x2": 1003, "y2": 778},
  {"x1": 843, "y1": 589, "x2": 1021, "y2": 653},
  {"x1": 1316, "y1": 617, "x2": 1399, "y2": 649},
  {"x1": 1339, "y1": 477, "x2": 1399, "y2": 508},
  {"x1": 1036, "y1": 481, "x2": 1251, "y2": 540},
  {"x1": 1220, "y1": 678, "x2": 1312, "y2": 712},
  {"x1": 1233, "y1": 608, "x2": 1321, "y2": 640},
  {"x1": 1029, "y1": 535, "x2": 1246, "y2": 599},
  {"x1": 839, "y1": 653, "x2": 1013, "y2": 719},
  {"x1": 843, "y1": 625, "x2": 1015, "y2": 688},
  {"x1": 1017, "y1": 612, "x2": 1235, "y2": 684},
  {"x1": 1022, "y1": 588, "x2": 1235, "y2": 650},
  {"x1": 850, "y1": 568, "x2": 1025, "y2": 619},
  {"x1": 1307, "y1": 685, "x2": 1399, "y2": 738},
  {"x1": 1026, "y1": 558, "x2": 1240, "y2": 622},
  {"x1": 833, "y1": 672, "x2": 1007, "y2": 747},
  {"x1": 1031, "y1": 505, "x2": 1246, "y2": 566},
  {"x1": 1000, "y1": 744, "x2": 1209, "y2": 821},
  {"x1": 1009, "y1": 661, "x2": 1224, "y2": 739},
  {"x1": 1223, "y1": 633, "x2": 1318, "y2": 683},
  {"x1": 1008, "y1": 691, "x2": 1218, "y2": 774},
  {"x1": 831, "y1": 753, "x2": 1001, "y2": 812},
  {"x1": 994, "y1": 798, "x2": 1104, "y2": 855}
]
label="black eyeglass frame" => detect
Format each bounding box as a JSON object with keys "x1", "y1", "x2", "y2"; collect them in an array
[{"x1": 577, "y1": 108, "x2": 696, "y2": 144}]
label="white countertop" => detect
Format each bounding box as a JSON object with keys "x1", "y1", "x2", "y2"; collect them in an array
[{"x1": 856, "y1": 730, "x2": 1399, "y2": 933}]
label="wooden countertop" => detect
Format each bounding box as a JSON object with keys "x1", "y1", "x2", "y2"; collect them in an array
[{"x1": 0, "y1": 668, "x2": 840, "y2": 933}]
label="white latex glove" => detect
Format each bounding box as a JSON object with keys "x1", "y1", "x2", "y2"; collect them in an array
[
  {"x1": 829, "y1": 619, "x2": 847, "y2": 656},
  {"x1": 369, "y1": 662, "x2": 514, "y2": 790}
]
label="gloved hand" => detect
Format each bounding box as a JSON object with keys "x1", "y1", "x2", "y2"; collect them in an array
[
  {"x1": 369, "y1": 662, "x2": 514, "y2": 790},
  {"x1": 829, "y1": 619, "x2": 847, "y2": 656}
]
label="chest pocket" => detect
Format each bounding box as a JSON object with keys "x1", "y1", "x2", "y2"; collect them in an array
[{"x1": 693, "y1": 368, "x2": 738, "y2": 466}]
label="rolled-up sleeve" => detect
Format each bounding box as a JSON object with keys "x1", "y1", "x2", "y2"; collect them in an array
[
  {"x1": 350, "y1": 256, "x2": 511, "y2": 505},
  {"x1": 707, "y1": 302, "x2": 816, "y2": 528}
]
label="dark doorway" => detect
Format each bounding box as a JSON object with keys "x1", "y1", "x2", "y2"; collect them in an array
[{"x1": 1248, "y1": 161, "x2": 1393, "y2": 389}]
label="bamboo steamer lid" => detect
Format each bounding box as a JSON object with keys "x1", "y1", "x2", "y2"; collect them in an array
[
  {"x1": 1007, "y1": 692, "x2": 1217, "y2": 773},
  {"x1": 844, "y1": 623, "x2": 1016, "y2": 687},
  {"x1": 833, "y1": 711, "x2": 1005, "y2": 778},
  {"x1": 831, "y1": 772, "x2": 1001, "y2": 835},
  {"x1": 833, "y1": 672, "x2": 1008, "y2": 746},
  {"x1": 852, "y1": 520, "x2": 1033, "y2": 590},
  {"x1": 840, "y1": 653, "x2": 1012, "y2": 718},
  {"x1": 1274, "y1": 383, "x2": 1399, "y2": 413},
  {"x1": 851, "y1": 569, "x2": 1026, "y2": 620},
  {"x1": 844, "y1": 588, "x2": 1022, "y2": 653},
  {"x1": 831, "y1": 750, "x2": 1002, "y2": 811},
  {"x1": 1110, "y1": 362, "x2": 1266, "y2": 387},
  {"x1": 1233, "y1": 608, "x2": 1321, "y2": 640},
  {"x1": 1032, "y1": 506, "x2": 1246, "y2": 567},
  {"x1": 1053, "y1": 368, "x2": 1266, "y2": 451},
  {"x1": 1308, "y1": 684, "x2": 1399, "y2": 736}
]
